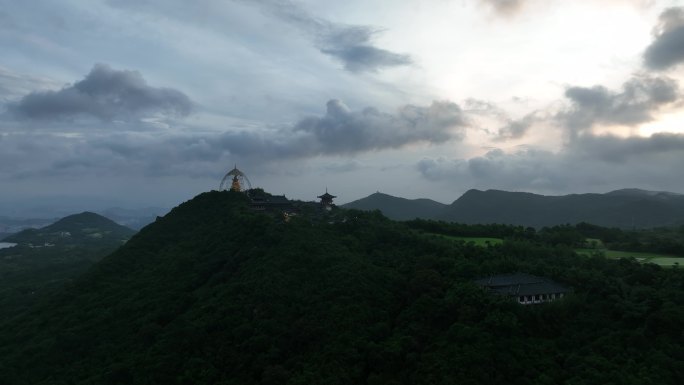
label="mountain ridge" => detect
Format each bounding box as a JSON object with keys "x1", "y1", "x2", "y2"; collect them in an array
[{"x1": 343, "y1": 188, "x2": 684, "y2": 228}]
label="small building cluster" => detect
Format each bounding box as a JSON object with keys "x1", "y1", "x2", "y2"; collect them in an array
[
  {"x1": 475, "y1": 273, "x2": 571, "y2": 305},
  {"x1": 219, "y1": 165, "x2": 338, "y2": 217},
  {"x1": 249, "y1": 192, "x2": 293, "y2": 211}
]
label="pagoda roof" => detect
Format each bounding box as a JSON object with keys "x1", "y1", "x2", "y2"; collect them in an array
[
  {"x1": 318, "y1": 192, "x2": 336, "y2": 199},
  {"x1": 226, "y1": 165, "x2": 245, "y2": 177}
]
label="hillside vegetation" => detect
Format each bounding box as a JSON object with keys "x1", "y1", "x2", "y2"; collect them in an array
[
  {"x1": 0, "y1": 191, "x2": 682, "y2": 384},
  {"x1": 0, "y1": 212, "x2": 136, "y2": 318},
  {"x1": 4, "y1": 211, "x2": 135, "y2": 246}
]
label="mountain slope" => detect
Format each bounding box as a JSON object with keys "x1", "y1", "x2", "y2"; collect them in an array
[
  {"x1": 0, "y1": 213, "x2": 136, "y2": 318},
  {"x1": 342, "y1": 192, "x2": 446, "y2": 220},
  {"x1": 4, "y1": 211, "x2": 135, "y2": 246},
  {"x1": 444, "y1": 189, "x2": 684, "y2": 228},
  {"x1": 0, "y1": 191, "x2": 682, "y2": 384}
]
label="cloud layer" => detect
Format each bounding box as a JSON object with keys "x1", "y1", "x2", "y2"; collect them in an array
[
  {"x1": 417, "y1": 132, "x2": 684, "y2": 194},
  {"x1": 0, "y1": 96, "x2": 467, "y2": 180},
  {"x1": 644, "y1": 7, "x2": 684, "y2": 70},
  {"x1": 8, "y1": 64, "x2": 192, "y2": 121},
  {"x1": 558, "y1": 75, "x2": 679, "y2": 134}
]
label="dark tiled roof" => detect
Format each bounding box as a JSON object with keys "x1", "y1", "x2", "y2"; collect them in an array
[
  {"x1": 475, "y1": 273, "x2": 571, "y2": 296},
  {"x1": 266, "y1": 195, "x2": 290, "y2": 204}
]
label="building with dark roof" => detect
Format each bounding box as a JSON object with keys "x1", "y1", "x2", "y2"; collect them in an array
[
  {"x1": 318, "y1": 189, "x2": 336, "y2": 210},
  {"x1": 475, "y1": 273, "x2": 571, "y2": 305},
  {"x1": 248, "y1": 191, "x2": 294, "y2": 212}
]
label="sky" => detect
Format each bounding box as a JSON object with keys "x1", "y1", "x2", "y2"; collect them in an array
[{"x1": 2, "y1": 0, "x2": 684, "y2": 213}]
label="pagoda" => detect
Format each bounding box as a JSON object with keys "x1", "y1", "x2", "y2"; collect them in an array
[{"x1": 318, "y1": 188, "x2": 336, "y2": 210}]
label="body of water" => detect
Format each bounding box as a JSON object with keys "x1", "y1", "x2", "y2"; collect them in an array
[{"x1": 0, "y1": 242, "x2": 17, "y2": 249}]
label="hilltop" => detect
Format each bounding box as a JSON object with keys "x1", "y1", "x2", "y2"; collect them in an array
[
  {"x1": 342, "y1": 192, "x2": 446, "y2": 220},
  {"x1": 0, "y1": 212, "x2": 136, "y2": 319},
  {"x1": 0, "y1": 190, "x2": 682, "y2": 384},
  {"x1": 343, "y1": 188, "x2": 684, "y2": 228},
  {"x1": 4, "y1": 211, "x2": 135, "y2": 246}
]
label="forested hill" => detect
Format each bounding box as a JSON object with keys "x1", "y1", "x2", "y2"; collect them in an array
[
  {"x1": 1, "y1": 191, "x2": 682, "y2": 384},
  {"x1": 342, "y1": 192, "x2": 446, "y2": 220},
  {"x1": 0, "y1": 212, "x2": 136, "y2": 319},
  {"x1": 4, "y1": 211, "x2": 135, "y2": 246},
  {"x1": 344, "y1": 188, "x2": 684, "y2": 228}
]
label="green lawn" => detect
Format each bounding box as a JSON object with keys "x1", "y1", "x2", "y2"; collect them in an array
[
  {"x1": 576, "y1": 248, "x2": 683, "y2": 267},
  {"x1": 429, "y1": 233, "x2": 503, "y2": 246}
]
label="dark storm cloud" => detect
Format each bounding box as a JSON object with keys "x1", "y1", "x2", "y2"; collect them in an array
[
  {"x1": 644, "y1": 7, "x2": 684, "y2": 70},
  {"x1": 558, "y1": 76, "x2": 679, "y2": 134},
  {"x1": 8, "y1": 64, "x2": 192, "y2": 121},
  {"x1": 253, "y1": 0, "x2": 412, "y2": 72}
]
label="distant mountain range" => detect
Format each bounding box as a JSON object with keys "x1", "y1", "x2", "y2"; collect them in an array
[{"x1": 343, "y1": 188, "x2": 684, "y2": 228}]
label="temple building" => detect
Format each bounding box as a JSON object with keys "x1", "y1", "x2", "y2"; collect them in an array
[
  {"x1": 475, "y1": 273, "x2": 571, "y2": 305},
  {"x1": 249, "y1": 192, "x2": 293, "y2": 211},
  {"x1": 318, "y1": 189, "x2": 336, "y2": 210}
]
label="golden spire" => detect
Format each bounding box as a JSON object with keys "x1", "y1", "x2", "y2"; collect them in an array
[{"x1": 230, "y1": 175, "x2": 241, "y2": 192}]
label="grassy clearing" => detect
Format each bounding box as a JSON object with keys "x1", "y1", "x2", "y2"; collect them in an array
[
  {"x1": 647, "y1": 257, "x2": 682, "y2": 267},
  {"x1": 428, "y1": 233, "x2": 503, "y2": 246},
  {"x1": 576, "y1": 248, "x2": 683, "y2": 267}
]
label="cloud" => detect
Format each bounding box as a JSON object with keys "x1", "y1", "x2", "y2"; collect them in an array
[
  {"x1": 418, "y1": 148, "x2": 565, "y2": 191},
  {"x1": 558, "y1": 75, "x2": 679, "y2": 134},
  {"x1": 207, "y1": 99, "x2": 466, "y2": 160},
  {"x1": 496, "y1": 112, "x2": 538, "y2": 140},
  {"x1": 292, "y1": 99, "x2": 466, "y2": 154},
  {"x1": 417, "y1": 132, "x2": 684, "y2": 194},
  {"x1": 0, "y1": 67, "x2": 64, "y2": 104},
  {"x1": 317, "y1": 25, "x2": 413, "y2": 72},
  {"x1": 7, "y1": 64, "x2": 192, "y2": 121},
  {"x1": 0, "y1": 98, "x2": 467, "y2": 180},
  {"x1": 322, "y1": 160, "x2": 363, "y2": 173},
  {"x1": 251, "y1": 0, "x2": 412, "y2": 72},
  {"x1": 480, "y1": 0, "x2": 525, "y2": 15},
  {"x1": 644, "y1": 7, "x2": 684, "y2": 70},
  {"x1": 572, "y1": 132, "x2": 684, "y2": 163}
]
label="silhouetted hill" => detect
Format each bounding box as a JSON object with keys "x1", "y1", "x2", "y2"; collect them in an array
[
  {"x1": 342, "y1": 192, "x2": 446, "y2": 220},
  {"x1": 445, "y1": 189, "x2": 684, "y2": 228},
  {"x1": 0, "y1": 191, "x2": 682, "y2": 384},
  {"x1": 4, "y1": 212, "x2": 135, "y2": 246},
  {"x1": 0, "y1": 213, "x2": 136, "y2": 319},
  {"x1": 344, "y1": 189, "x2": 684, "y2": 228}
]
